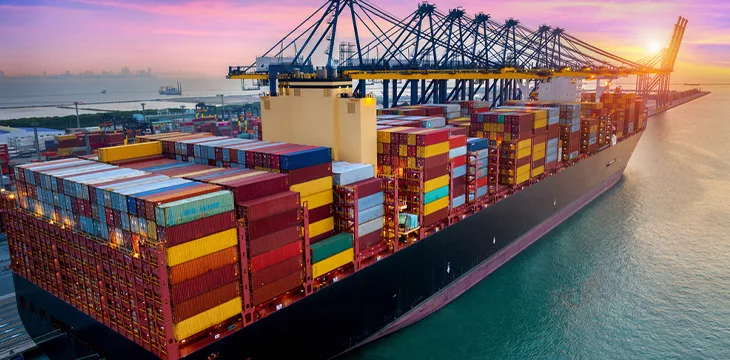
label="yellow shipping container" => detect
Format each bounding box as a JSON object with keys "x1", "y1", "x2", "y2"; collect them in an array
[
  {"x1": 424, "y1": 196, "x2": 449, "y2": 215},
  {"x1": 518, "y1": 139, "x2": 532, "y2": 150},
  {"x1": 98, "y1": 141, "x2": 162, "y2": 163},
  {"x1": 489, "y1": 132, "x2": 497, "y2": 141},
  {"x1": 533, "y1": 118, "x2": 547, "y2": 130},
  {"x1": 312, "y1": 248, "x2": 354, "y2": 278},
  {"x1": 399, "y1": 144, "x2": 408, "y2": 157},
  {"x1": 147, "y1": 220, "x2": 157, "y2": 240},
  {"x1": 517, "y1": 146, "x2": 531, "y2": 160},
  {"x1": 57, "y1": 148, "x2": 73, "y2": 156},
  {"x1": 57, "y1": 134, "x2": 77, "y2": 141},
  {"x1": 166, "y1": 228, "x2": 238, "y2": 267},
  {"x1": 174, "y1": 298, "x2": 242, "y2": 341},
  {"x1": 407, "y1": 157, "x2": 417, "y2": 168},
  {"x1": 377, "y1": 142, "x2": 383, "y2": 154},
  {"x1": 301, "y1": 189, "x2": 333, "y2": 210},
  {"x1": 310, "y1": 217, "x2": 334, "y2": 238},
  {"x1": 532, "y1": 165, "x2": 545, "y2": 177},
  {"x1": 516, "y1": 171, "x2": 530, "y2": 185},
  {"x1": 476, "y1": 131, "x2": 485, "y2": 138},
  {"x1": 517, "y1": 164, "x2": 531, "y2": 176},
  {"x1": 424, "y1": 175, "x2": 449, "y2": 192},
  {"x1": 416, "y1": 141, "x2": 449, "y2": 158},
  {"x1": 533, "y1": 150, "x2": 545, "y2": 161},
  {"x1": 590, "y1": 125, "x2": 598, "y2": 133},
  {"x1": 290, "y1": 176, "x2": 332, "y2": 198}
]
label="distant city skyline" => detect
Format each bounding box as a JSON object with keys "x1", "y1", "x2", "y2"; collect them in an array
[
  {"x1": 0, "y1": 66, "x2": 154, "y2": 78},
  {"x1": 1, "y1": 0, "x2": 729, "y2": 82}
]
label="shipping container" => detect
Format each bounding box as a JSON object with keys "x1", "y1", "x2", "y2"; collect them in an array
[
  {"x1": 173, "y1": 281, "x2": 240, "y2": 323},
  {"x1": 251, "y1": 271, "x2": 303, "y2": 306},
  {"x1": 168, "y1": 246, "x2": 239, "y2": 285},
  {"x1": 98, "y1": 141, "x2": 162, "y2": 163},
  {"x1": 249, "y1": 240, "x2": 302, "y2": 271},
  {"x1": 158, "y1": 211, "x2": 236, "y2": 247},
  {"x1": 311, "y1": 233, "x2": 354, "y2": 263},
  {"x1": 173, "y1": 297, "x2": 242, "y2": 340},
  {"x1": 155, "y1": 190, "x2": 235, "y2": 227},
  {"x1": 239, "y1": 191, "x2": 300, "y2": 222},
  {"x1": 312, "y1": 248, "x2": 354, "y2": 278},
  {"x1": 166, "y1": 228, "x2": 239, "y2": 267},
  {"x1": 332, "y1": 162, "x2": 375, "y2": 186},
  {"x1": 248, "y1": 226, "x2": 301, "y2": 257},
  {"x1": 251, "y1": 256, "x2": 303, "y2": 290},
  {"x1": 247, "y1": 208, "x2": 300, "y2": 239},
  {"x1": 171, "y1": 263, "x2": 238, "y2": 304}
]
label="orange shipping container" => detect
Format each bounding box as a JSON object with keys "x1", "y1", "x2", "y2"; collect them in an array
[{"x1": 168, "y1": 247, "x2": 239, "y2": 285}]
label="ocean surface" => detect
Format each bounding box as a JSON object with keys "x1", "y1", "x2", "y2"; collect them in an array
[{"x1": 345, "y1": 88, "x2": 730, "y2": 360}]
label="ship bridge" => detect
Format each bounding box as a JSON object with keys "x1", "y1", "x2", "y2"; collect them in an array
[{"x1": 227, "y1": 0, "x2": 687, "y2": 110}]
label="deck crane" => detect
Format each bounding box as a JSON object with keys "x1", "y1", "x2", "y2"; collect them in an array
[{"x1": 228, "y1": 0, "x2": 687, "y2": 109}]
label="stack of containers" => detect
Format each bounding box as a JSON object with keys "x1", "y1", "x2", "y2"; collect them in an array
[
  {"x1": 14, "y1": 158, "x2": 242, "y2": 346},
  {"x1": 635, "y1": 98, "x2": 647, "y2": 130},
  {"x1": 544, "y1": 107, "x2": 560, "y2": 172},
  {"x1": 558, "y1": 104, "x2": 581, "y2": 162},
  {"x1": 429, "y1": 103, "x2": 461, "y2": 120},
  {"x1": 239, "y1": 191, "x2": 304, "y2": 306},
  {"x1": 310, "y1": 233, "x2": 354, "y2": 279},
  {"x1": 499, "y1": 113, "x2": 533, "y2": 187},
  {"x1": 448, "y1": 134, "x2": 467, "y2": 209},
  {"x1": 466, "y1": 138, "x2": 489, "y2": 201},
  {"x1": 580, "y1": 116, "x2": 599, "y2": 154},
  {"x1": 332, "y1": 162, "x2": 383, "y2": 254},
  {"x1": 375, "y1": 127, "x2": 451, "y2": 227},
  {"x1": 495, "y1": 106, "x2": 549, "y2": 178},
  {"x1": 289, "y1": 159, "x2": 335, "y2": 244},
  {"x1": 451, "y1": 100, "x2": 490, "y2": 117}
]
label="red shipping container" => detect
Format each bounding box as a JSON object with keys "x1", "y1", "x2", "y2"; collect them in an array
[
  {"x1": 249, "y1": 241, "x2": 302, "y2": 272},
  {"x1": 310, "y1": 230, "x2": 335, "y2": 244},
  {"x1": 289, "y1": 163, "x2": 332, "y2": 185},
  {"x1": 168, "y1": 246, "x2": 239, "y2": 285},
  {"x1": 416, "y1": 153, "x2": 449, "y2": 169},
  {"x1": 452, "y1": 155, "x2": 467, "y2": 168},
  {"x1": 252, "y1": 271, "x2": 303, "y2": 306},
  {"x1": 358, "y1": 230, "x2": 381, "y2": 252},
  {"x1": 453, "y1": 176, "x2": 466, "y2": 197},
  {"x1": 248, "y1": 225, "x2": 301, "y2": 257},
  {"x1": 172, "y1": 282, "x2": 239, "y2": 322},
  {"x1": 251, "y1": 255, "x2": 303, "y2": 290},
  {"x1": 247, "y1": 208, "x2": 300, "y2": 240},
  {"x1": 158, "y1": 211, "x2": 236, "y2": 247},
  {"x1": 239, "y1": 191, "x2": 300, "y2": 222},
  {"x1": 423, "y1": 207, "x2": 449, "y2": 227},
  {"x1": 222, "y1": 173, "x2": 289, "y2": 203},
  {"x1": 171, "y1": 263, "x2": 238, "y2": 304},
  {"x1": 308, "y1": 204, "x2": 333, "y2": 224},
  {"x1": 449, "y1": 135, "x2": 467, "y2": 149},
  {"x1": 346, "y1": 178, "x2": 382, "y2": 199}
]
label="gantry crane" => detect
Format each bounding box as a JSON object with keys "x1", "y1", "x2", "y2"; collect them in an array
[{"x1": 228, "y1": 0, "x2": 687, "y2": 109}]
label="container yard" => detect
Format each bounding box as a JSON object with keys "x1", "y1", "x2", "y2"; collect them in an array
[{"x1": 2, "y1": 2, "x2": 700, "y2": 360}]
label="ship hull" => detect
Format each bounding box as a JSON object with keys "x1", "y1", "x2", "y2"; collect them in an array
[{"x1": 12, "y1": 132, "x2": 642, "y2": 360}]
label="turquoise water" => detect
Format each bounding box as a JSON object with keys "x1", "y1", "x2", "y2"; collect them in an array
[{"x1": 346, "y1": 89, "x2": 730, "y2": 360}]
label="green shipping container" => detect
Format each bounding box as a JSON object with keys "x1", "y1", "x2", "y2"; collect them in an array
[
  {"x1": 311, "y1": 233, "x2": 353, "y2": 263},
  {"x1": 424, "y1": 185, "x2": 449, "y2": 204},
  {"x1": 155, "y1": 190, "x2": 235, "y2": 227}
]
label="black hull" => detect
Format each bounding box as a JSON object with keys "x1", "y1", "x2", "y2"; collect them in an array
[{"x1": 12, "y1": 133, "x2": 642, "y2": 360}]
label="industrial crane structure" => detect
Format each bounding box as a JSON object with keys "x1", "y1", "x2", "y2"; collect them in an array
[{"x1": 228, "y1": 0, "x2": 687, "y2": 110}]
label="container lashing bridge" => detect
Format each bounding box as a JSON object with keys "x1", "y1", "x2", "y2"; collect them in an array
[{"x1": 228, "y1": 0, "x2": 687, "y2": 110}]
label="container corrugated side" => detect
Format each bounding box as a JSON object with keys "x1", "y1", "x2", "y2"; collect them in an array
[
  {"x1": 280, "y1": 147, "x2": 332, "y2": 171},
  {"x1": 98, "y1": 141, "x2": 162, "y2": 163},
  {"x1": 249, "y1": 241, "x2": 302, "y2": 272},
  {"x1": 166, "y1": 228, "x2": 238, "y2": 267},
  {"x1": 287, "y1": 162, "x2": 332, "y2": 186},
  {"x1": 310, "y1": 216, "x2": 335, "y2": 238},
  {"x1": 171, "y1": 263, "x2": 238, "y2": 304},
  {"x1": 250, "y1": 256, "x2": 303, "y2": 290},
  {"x1": 310, "y1": 232, "x2": 354, "y2": 263},
  {"x1": 173, "y1": 282, "x2": 239, "y2": 323},
  {"x1": 289, "y1": 176, "x2": 333, "y2": 198},
  {"x1": 251, "y1": 271, "x2": 303, "y2": 306},
  {"x1": 155, "y1": 190, "x2": 235, "y2": 227},
  {"x1": 173, "y1": 297, "x2": 242, "y2": 340},
  {"x1": 246, "y1": 208, "x2": 299, "y2": 240},
  {"x1": 248, "y1": 226, "x2": 301, "y2": 257},
  {"x1": 358, "y1": 205, "x2": 384, "y2": 224},
  {"x1": 158, "y1": 211, "x2": 236, "y2": 247},
  {"x1": 239, "y1": 191, "x2": 300, "y2": 222},
  {"x1": 301, "y1": 189, "x2": 333, "y2": 210},
  {"x1": 168, "y1": 246, "x2": 239, "y2": 285},
  {"x1": 312, "y1": 248, "x2": 354, "y2": 278},
  {"x1": 332, "y1": 162, "x2": 375, "y2": 186},
  {"x1": 225, "y1": 173, "x2": 290, "y2": 203}
]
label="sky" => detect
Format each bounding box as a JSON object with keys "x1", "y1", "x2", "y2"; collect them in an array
[{"x1": 1, "y1": 0, "x2": 729, "y2": 83}]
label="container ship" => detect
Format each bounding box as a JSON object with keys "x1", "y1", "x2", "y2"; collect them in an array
[{"x1": 4, "y1": 81, "x2": 649, "y2": 360}]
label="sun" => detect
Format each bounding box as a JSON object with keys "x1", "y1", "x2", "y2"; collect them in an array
[{"x1": 648, "y1": 41, "x2": 662, "y2": 53}]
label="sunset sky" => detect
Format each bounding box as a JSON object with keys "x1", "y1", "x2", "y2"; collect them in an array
[{"x1": 1, "y1": 0, "x2": 729, "y2": 82}]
